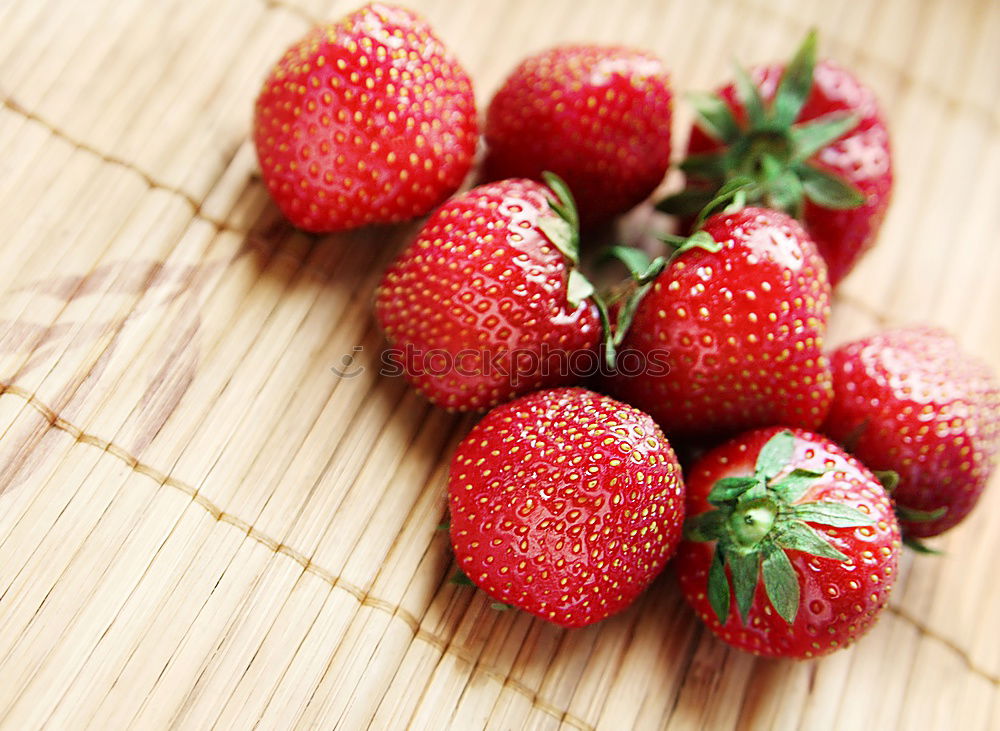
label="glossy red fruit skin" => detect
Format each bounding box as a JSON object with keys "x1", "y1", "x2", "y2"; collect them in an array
[
  {"x1": 608, "y1": 207, "x2": 833, "y2": 441},
  {"x1": 253, "y1": 3, "x2": 477, "y2": 233},
  {"x1": 823, "y1": 327, "x2": 1000, "y2": 537},
  {"x1": 688, "y1": 61, "x2": 892, "y2": 285},
  {"x1": 483, "y1": 45, "x2": 672, "y2": 227},
  {"x1": 449, "y1": 387, "x2": 685, "y2": 628},
  {"x1": 677, "y1": 427, "x2": 900, "y2": 658},
  {"x1": 374, "y1": 179, "x2": 601, "y2": 411}
]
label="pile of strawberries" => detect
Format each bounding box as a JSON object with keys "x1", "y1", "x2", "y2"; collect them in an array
[{"x1": 253, "y1": 3, "x2": 1000, "y2": 659}]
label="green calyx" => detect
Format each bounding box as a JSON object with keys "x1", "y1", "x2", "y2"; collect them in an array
[
  {"x1": 450, "y1": 569, "x2": 475, "y2": 586},
  {"x1": 451, "y1": 569, "x2": 514, "y2": 610},
  {"x1": 896, "y1": 503, "x2": 947, "y2": 523},
  {"x1": 895, "y1": 499, "x2": 947, "y2": 556},
  {"x1": 601, "y1": 229, "x2": 722, "y2": 359},
  {"x1": 539, "y1": 172, "x2": 615, "y2": 370},
  {"x1": 873, "y1": 469, "x2": 898, "y2": 493},
  {"x1": 872, "y1": 468, "x2": 948, "y2": 555},
  {"x1": 658, "y1": 30, "x2": 866, "y2": 220},
  {"x1": 540, "y1": 172, "x2": 738, "y2": 372},
  {"x1": 539, "y1": 171, "x2": 582, "y2": 271},
  {"x1": 684, "y1": 430, "x2": 876, "y2": 626},
  {"x1": 903, "y1": 535, "x2": 942, "y2": 555}
]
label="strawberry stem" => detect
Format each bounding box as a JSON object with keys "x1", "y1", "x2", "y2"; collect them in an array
[{"x1": 729, "y1": 498, "x2": 778, "y2": 547}]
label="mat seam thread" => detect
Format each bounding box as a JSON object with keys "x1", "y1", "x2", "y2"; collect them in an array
[
  {"x1": 830, "y1": 293, "x2": 894, "y2": 327},
  {"x1": 0, "y1": 94, "x2": 240, "y2": 234},
  {"x1": 0, "y1": 382, "x2": 598, "y2": 728},
  {"x1": 260, "y1": 0, "x2": 318, "y2": 26},
  {"x1": 884, "y1": 603, "x2": 999, "y2": 685}
]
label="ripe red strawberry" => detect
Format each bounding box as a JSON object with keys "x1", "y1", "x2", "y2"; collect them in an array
[
  {"x1": 374, "y1": 176, "x2": 601, "y2": 410},
  {"x1": 823, "y1": 327, "x2": 1000, "y2": 538},
  {"x1": 483, "y1": 45, "x2": 672, "y2": 227},
  {"x1": 665, "y1": 32, "x2": 892, "y2": 284},
  {"x1": 253, "y1": 3, "x2": 477, "y2": 233},
  {"x1": 448, "y1": 387, "x2": 685, "y2": 628},
  {"x1": 607, "y1": 206, "x2": 833, "y2": 441},
  {"x1": 677, "y1": 428, "x2": 901, "y2": 658}
]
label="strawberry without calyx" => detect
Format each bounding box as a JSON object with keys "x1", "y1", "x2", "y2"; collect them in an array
[
  {"x1": 254, "y1": 3, "x2": 477, "y2": 233},
  {"x1": 484, "y1": 44, "x2": 673, "y2": 227},
  {"x1": 448, "y1": 387, "x2": 685, "y2": 628},
  {"x1": 375, "y1": 176, "x2": 601, "y2": 411},
  {"x1": 665, "y1": 31, "x2": 892, "y2": 285},
  {"x1": 677, "y1": 428, "x2": 900, "y2": 658},
  {"x1": 607, "y1": 206, "x2": 833, "y2": 441},
  {"x1": 823, "y1": 327, "x2": 1000, "y2": 538}
]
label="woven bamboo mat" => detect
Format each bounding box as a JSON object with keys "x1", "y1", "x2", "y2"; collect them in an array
[{"x1": 0, "y1": 0, "x2": 998, "y2": 727}]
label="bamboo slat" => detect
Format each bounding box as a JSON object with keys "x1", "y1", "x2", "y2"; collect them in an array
[{"x1": 1, "y1": 0, "x2": 998, "y2": 728}]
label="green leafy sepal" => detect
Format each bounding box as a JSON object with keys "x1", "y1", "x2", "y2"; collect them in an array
[
  {"x1": 601, "y1": 228, "x2": 722, "y2": 358},
  {"x1": 657, "y1": 30, "x2": 866, "y2": 221},
  {"x1": 539, "y1": 171, "x2": 623, "y2": 370},
  {"x1": 683, "y1": 430, "x2": 875, "y2": 625}
]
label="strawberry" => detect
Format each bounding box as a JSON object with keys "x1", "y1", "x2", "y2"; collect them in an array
[
  {"x1": 823, "y1": 327, "x2": 1000, "y2": 538},
  {"x1": 448, "y1": 387, "x2": 685, "y2": 627},
  {"x1": 483, "y1": 45, "x2": 673, "y2": 227},
  {"x1": 663, "y1": 32, "x2": 892, "y2": 284},
  {"x1": 677, "y1": 428, "x2": 901, "y2": 658},
  {"x1": 253, "y1": 3, "x2": 477, "y2": 233},
  {"x1": 607, "y1": 206, "x2": 833, "y2": 441},
  {"x1": 374, "y1": 175, "x2": 602, "y2": 411}
]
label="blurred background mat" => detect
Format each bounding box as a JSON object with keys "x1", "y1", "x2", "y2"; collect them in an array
[{"x1": 0, "y1": 0, "x2": 998, "y2": 728}]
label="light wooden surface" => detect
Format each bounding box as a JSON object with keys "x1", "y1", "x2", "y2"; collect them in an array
[{"x1": 0, "y1": 0, "x2": 998, "y2": 728}]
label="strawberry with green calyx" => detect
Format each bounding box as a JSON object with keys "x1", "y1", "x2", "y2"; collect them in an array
[
  {"x1": 661, "y1": 30, "x2": 892, "y2": 284},
  {"x1": 375, "y1": 174, "x2": 603, "y2": 411},
  {"x1": 601, "y1": 177, "x2": 757, "y2": 348},
  {"x1": 605, "y1": 204, "x2": 834, "y2": 441},
  {"x1": 602, "y1": 229, "x2": 721, "y2": 354},
  {"x1": 677, "y1": 428, "x2": 901, "y2": 658}
]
